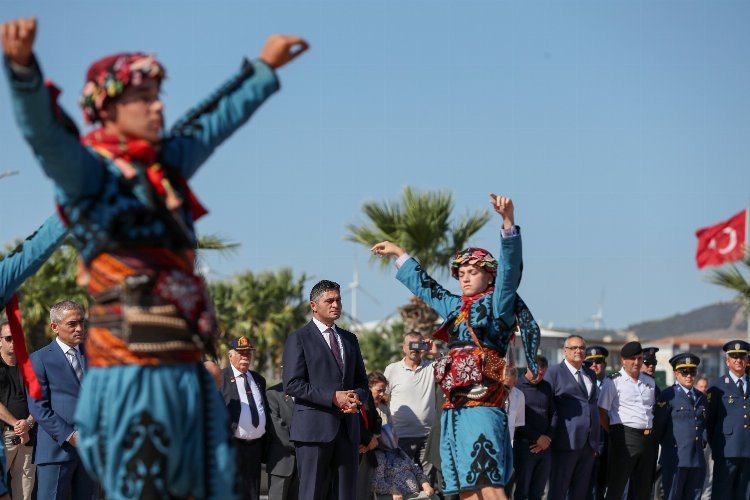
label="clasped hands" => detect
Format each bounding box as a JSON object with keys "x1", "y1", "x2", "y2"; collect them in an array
[{"x1": 333, "y1": 390, "x2": 361, "y2": 414}]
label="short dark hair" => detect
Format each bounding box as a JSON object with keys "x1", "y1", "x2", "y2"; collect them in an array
[
  {"x1": 310, "y1": 280, "x2": 340, "y2": 302},
  {"x1": 368, "y1": 371, "x2": 388, "y2": 388},
  {"x1": 536, "y1": 355, "x2": 549, "y2": 369}
]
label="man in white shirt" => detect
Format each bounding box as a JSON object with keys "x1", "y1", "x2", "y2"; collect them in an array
[
  {"x1": 383, "y1": 333, "x2": 436, "y2": 474},
  {"x1": 221, "y1": 336, "x2": 268, "y2": 500},
  {"x1": 598, "y1": 341, "x2": 656, "y2": 500}
]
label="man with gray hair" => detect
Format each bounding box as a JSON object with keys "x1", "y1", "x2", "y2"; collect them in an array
[
  {"x1": 383, "y1": 332, "x2": 436, "y2": 474},
  {"x1": 28, "y1": 300, "x2": 98, "y2": 499}
]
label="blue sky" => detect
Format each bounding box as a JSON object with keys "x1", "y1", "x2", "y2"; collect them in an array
[{"x1": 1, "y1": 0, "x2": 749, "y2": 330}]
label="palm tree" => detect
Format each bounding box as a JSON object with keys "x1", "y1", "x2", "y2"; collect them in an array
[
  {"x1": 708, "y1": 251, "x2": 750, "y2": 313},
  {"x1": 346, "y1": 186, "x2": 491, "y2": 335}
]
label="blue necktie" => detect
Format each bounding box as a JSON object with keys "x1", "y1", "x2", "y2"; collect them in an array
[{"x1": 240, "y1": 373, "x2": 260, "y2": 427}]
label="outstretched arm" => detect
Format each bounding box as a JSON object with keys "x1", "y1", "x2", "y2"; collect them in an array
[
  {"x1": 0, "y1": 214, "x2": 68, "y2": 308},
  {"x1": 2, "y1": 18, "x2": 104, "y2": 199},
  {"x1": 163, "y1": 35, "x2": 309, "y2": 179}
]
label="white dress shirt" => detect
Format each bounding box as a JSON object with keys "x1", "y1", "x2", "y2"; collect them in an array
[
  {"x1": 598, "y1": 368, "x2": 655, "y2": 429},
  {"x1": 312, "y1": 317, "x2": 345, "y2": 369},
  {"x1": 230, "y1": 365, "x2": 266, "y2": 441},
  {"x1": 564, "y1": 359, "x2": 593, "y2": 397}
]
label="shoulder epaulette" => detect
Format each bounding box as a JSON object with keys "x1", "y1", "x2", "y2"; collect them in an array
[{"x1": 609, "y1": 372, "x2": 621, "y2": 379}]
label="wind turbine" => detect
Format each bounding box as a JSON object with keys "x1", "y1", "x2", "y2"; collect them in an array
[
  {"x1": 346, "y1": 258, "x2": 380, "y2": 325},
  {"x1": 588, "y1": 287, "x2": 606, "y2": 330},
  {"x1": 0, "y1": 170, "x2": 19, "y2": 181}
]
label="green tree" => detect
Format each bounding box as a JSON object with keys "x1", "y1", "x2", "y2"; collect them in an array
[
  {"x1": 209, "y1": 268, "x2": 309, "y2": 382},
  {"x1": 346, "y1": 186, "x2": 491, "y2": 335},
  {"x1": 708, "y1": 251, "x2": 750, "y2": 314},
  {"x1": 357, "y1": 320, "x2": 404, "y2": 373}
]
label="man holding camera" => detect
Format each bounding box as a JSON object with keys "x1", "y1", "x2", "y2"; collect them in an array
[{"x1": 383, "y1": 333, "x2": 436, "y2": 474}]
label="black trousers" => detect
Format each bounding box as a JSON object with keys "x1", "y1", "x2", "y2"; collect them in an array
[
  {"x1": 295, "y1": 425, "x2": 359, "y2": 500},
  {"x1": 605, "y1": 425, "x2": 656, "y2": 500},
  {"x1": 233, "y1": 437, "x2": 264, "y2": 500}
]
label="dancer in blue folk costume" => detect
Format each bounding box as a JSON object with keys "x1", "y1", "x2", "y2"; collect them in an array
[
  {"x1": 372, "y1": 194, "x2": 540, "y2": 500},
  {"x1": 2, "y1": 16, "x2": 307, "y2": 499},
  {"x1": 0, "y1": 214, "x2": 69, "y2": 499}
]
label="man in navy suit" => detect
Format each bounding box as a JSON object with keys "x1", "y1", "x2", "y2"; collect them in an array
[
  {"x1": 544, "y1": 335, "x2": 600, "y2": 500},
  {"x1": 28, "y1": 300, "x2": 97, "y2": 499},
  {"x1": 707, "y1": 339, "x2": 750, "y2": 500},
  {"x1": 282, "y1": 280, "x2": 368, "y2": 500},
  {"x1": 220, "y1": 335, "x2": 269, "y2": 500}
]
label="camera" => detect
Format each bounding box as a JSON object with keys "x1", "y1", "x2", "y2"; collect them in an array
[{"x1": 408, "y1": 341, "x2": 430, "y2": 351}]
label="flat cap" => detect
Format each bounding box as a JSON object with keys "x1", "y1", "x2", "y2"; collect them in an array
[
  {"x1": 585, "y1": 346, "x2": 609, "y2": 361},
  {"x1": 642, "y1": 347, "x2": 659, "y2": 364},
  {"x1": 723, "y1": 340, "x2": 750, "y2": 357},
  {"x1": 228, "y1": 336, "x2": 255, "y2": 351},
  {"x1": 620, "y1": 341, "x2": 643, "y2": 358}
]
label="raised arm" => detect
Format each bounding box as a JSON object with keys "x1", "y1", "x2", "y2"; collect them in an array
[
  {"x1": 489, "y1": 194, "x2": 522, "y2": 327},
  {"x1": 0, "y1": 214, "x2": 68, "y2": 308},
  {"x1": 163, "y1": 35, "x2": 309, "y2": 179},
  {"x1": 2, "y1": 18, "x2": 104, "y2": 198}
]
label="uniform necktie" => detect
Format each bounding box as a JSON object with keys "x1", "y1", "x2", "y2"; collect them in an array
[
  {"x1": 325, "y1": 328, "x2": 344, "y2": 371},
  {"x1": 687, "y1": 390, "x2": 695, "y2": 407},
  {"x1": 576, "y1": 370, "x2": 588, "y2": 397},
  {"x1": 67, "y1": 348, "x2": 83, "y2": 382},
  {"x1": 738, "y1": 378, "x2": 746, "y2": 398},
  {"x1": 239, "y1": 373, "x2": 260, "y2": 427}
]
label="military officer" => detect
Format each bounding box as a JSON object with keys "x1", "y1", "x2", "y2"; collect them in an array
[
  {"x1": 654, "y1": 353, "x2": 707, "y2": 500},
  {"x1": 707, "y1": 340, "x2": 750, "y2": 500},
  {"x1": 598, "y1": 341, "x2": 657, "y2": 500},
  {"x1": 641, "y1": 347, "x2": 661, "y2": 397},
  {"x1": 585, "y1": 346, "x2": 610, "y2": 500}
]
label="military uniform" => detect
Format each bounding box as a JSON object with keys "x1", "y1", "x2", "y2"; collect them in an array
[
  {"x1": 707, "y1": 340, "x2": 750, "y2": 500},
  {"x1": 654, "y1": 353, "x2": 707, "y2": 500}
]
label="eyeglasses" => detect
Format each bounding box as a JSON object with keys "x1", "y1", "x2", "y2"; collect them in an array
[
  {"x1": 677, "y1": 368, "x2": 697, "y2": 377},
  {"x1": 729, "y1": 353, "x2": 748, "y2": 360},
  {"x1": 643, "y1": 362, "x2": 656, "y2": 367},
  {"x1": 2, "y1": 336, "x2": 12, "y2": 342},
  {"x1": 590, "y1": 360, "x2": 605, "y2": 365},
  {"x1": 565, "y1": 345, "x2": 586, "y2": 351}
]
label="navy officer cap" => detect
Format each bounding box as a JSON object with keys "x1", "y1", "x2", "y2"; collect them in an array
[
  {"x1": 228, "y1": 336, "x2": 255, "y2": 351},
  {"x1": 669, "y1": 352, "x2": 700, "y2": 370},
  {"x1": 620, "y1": 341, "x2": 643, "y2": 358},
  {"x1": 643, "y1": 347, "x2": 659, "y2": 364},
  {"x1": 723, "y1": 340, "x2": 750, "y2": 357},
  {"x1": 585, "y1": 346, "x2": 609, "y2": 361}
]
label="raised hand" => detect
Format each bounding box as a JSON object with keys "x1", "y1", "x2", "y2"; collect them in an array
[
  {"x1": 371, "y1": 241, "x2": 406, "y2": 258},
  {"x1": 1, "y1": 17, "x2": 37, "y2": 67},
  {"x1": 489, "y1": 193, "x2": 515, "y2": 229},
  {"x1": 259, "y1": 34, "x2": 309, "y2": 69}
]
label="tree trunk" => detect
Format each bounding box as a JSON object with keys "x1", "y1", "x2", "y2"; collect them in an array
[{"x1": 398, "y1": 297, "x2": 440, "y2": 337}]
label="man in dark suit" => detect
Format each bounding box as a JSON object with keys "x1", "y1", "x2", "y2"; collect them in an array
[
  {"x1": 544, "y1": 335, "x2": 600, "y2": 500},
  {"x1": 266, "y1": 381, "x2": 298, "y2": 500},
  {"x1": 221, "y1": 336, "x2": 269, "y2": 500},
  {"x1": 706, "y1": 340, "x2": 750, "y2": 500},
  {"x1": 282, "y1": 280, "x2": 368, "y2": 500},
  {"x1": 28, "y1": 300, "x2": 97, "y2": 500}
]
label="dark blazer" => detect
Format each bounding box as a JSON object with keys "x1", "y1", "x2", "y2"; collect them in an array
[
  {"x1": 545, "y1": 361, "x2": 600, "y2": 451},
  {"x1": 282, "y1": 321, "x2": 368, "y2": 444},
  {"x1": 28, "y1": 340, "x2": 84, "y2": 465},
  {"x1": 266, "y1": 382, "x2": 296, "y2": 477},
  {"x1": 654, "y1": 385, "x2": 707, "y2": 469},
  {"x1": 220, "y1": 367, "x2": 270, "y2": 443},
  {"x1": 707, "y1": 373, "x2": 750, "y2": 459}
]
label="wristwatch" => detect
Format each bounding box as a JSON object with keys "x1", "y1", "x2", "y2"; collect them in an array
[{"x1": 26, "y1": 419, "x2": 34, "y2": 429}]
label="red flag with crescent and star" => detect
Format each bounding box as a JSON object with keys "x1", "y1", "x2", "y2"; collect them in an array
[{"x1": 695, "y1": 209, "x2": 747, "y2": 269}]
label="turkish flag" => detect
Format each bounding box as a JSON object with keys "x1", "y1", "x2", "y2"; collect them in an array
[{"x1": 695, "y1": 209, "x2": 747, "y2": 269}]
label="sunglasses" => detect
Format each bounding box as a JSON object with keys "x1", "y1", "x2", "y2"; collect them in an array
[{"x1": 677, "y1": 368, "x2": 697, "y2": 377}]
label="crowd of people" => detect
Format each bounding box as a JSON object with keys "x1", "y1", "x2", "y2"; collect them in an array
[{"x1": 0, "y1": 13, "x2": 749, "y2": 500}]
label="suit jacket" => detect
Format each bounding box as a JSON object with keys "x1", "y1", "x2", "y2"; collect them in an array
[
  {"x1": 545, "y1": 361, "x2": 600, "y2": 452},
  {"x1": 654, "y1": 385, "x2": 707, "y2": 469},
  {"x1": 707, "y1": 373, "x2": 750, "y2": 459},
  {"x1": 220, "y1": 367, "x2": 270, "y2": 445},
  {"x1": 266, "y1": 382, "x2": 296, "y2": 477},
  {"x1": 28, "y1": 340, "x2": 85, "y2": 465},
  {"x1": 282, "y1": 321, "x2": 368, "y2": 444}
]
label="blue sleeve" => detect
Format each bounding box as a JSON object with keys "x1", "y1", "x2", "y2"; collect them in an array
[
  {"x1": 161, "y1": 59, "x2": 280, "y2": 179},
  {"x1": 27, "y1": 353, "x2": 75, "y2": 447},
  {"x1": 0, "y1": 215, "x2": 68, "y2": 309},
  {"x1": 3, "y1": 56, "x2": 104, "y2": 199},
  {"x1": 395, "y1": 258, "x2": 462, "y2": 321},
  {"x1": 492, "y1": 231, "x2": 522, "y2": 327}
]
